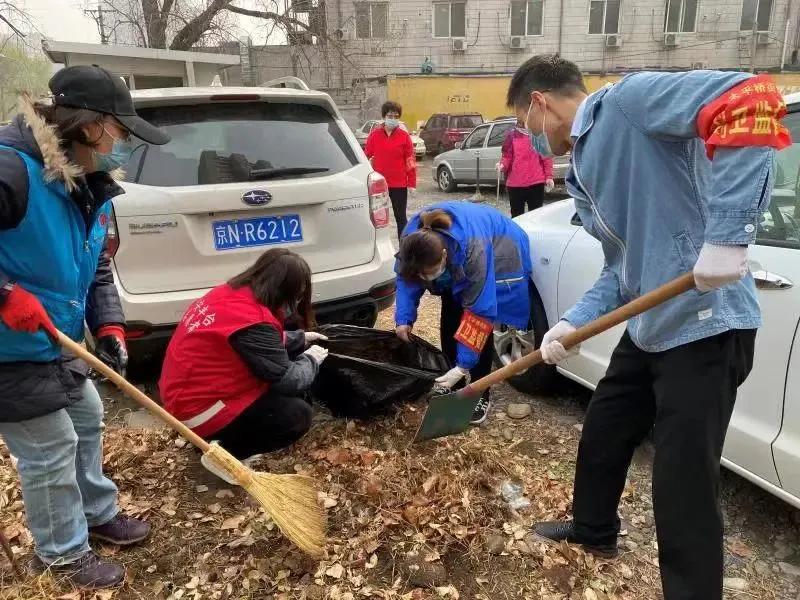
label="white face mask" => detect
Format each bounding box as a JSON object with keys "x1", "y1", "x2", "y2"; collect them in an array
[{"x1": 421, "y1": 262, "x2": 446, "y2": 281}]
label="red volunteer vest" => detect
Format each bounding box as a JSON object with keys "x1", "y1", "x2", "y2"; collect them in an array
[{"x1": 159, "y1": 284, "x2": 283, "y2": 438}]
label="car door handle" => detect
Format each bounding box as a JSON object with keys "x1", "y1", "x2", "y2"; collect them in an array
[{"x1": 752, "y1": 269, "x2": 794, "y2": 290}]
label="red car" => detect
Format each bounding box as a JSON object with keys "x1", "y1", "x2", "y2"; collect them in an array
[{"x1": 419, "y1": 112, "x2": 484, "y2": 156}]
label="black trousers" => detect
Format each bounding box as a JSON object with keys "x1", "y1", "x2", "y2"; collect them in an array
[
  {"x1": 439, "y1": 290, "x2": 494, "y2": 397},
  {"x1": 508, "y1": 183, "x2": 545, "y2": 218},
  {"x1": 213, "y1": 391, "x2": 313, "y2": 459},
  {"x1": 572, "y1": 330, "x2": 756, "y2": 600},
  {"x1": 388, "y1": 187, "x2": 408, "y2": 238}
]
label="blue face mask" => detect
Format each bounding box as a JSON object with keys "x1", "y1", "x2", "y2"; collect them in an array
[
  {"x1": 525, "y1": 99, "x2": 554, "y2": 159},
  {"x1": 93, "y1": 126, "x2": 133, "y2": 172},
  {"x1": 384, "y1": 118, "x2": 400, "y2": 130}
]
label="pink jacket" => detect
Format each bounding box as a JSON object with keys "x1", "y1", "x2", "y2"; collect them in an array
[{"x1": 500, "y1": 128, "x2": 553, "y2": 188}]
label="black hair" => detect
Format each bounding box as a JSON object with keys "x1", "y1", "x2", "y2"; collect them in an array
[
  {"x1": 397, "y1": 209, "x2": 451, "y2": 280},
  {"x1": 381, "y1": 101, "x2": 402, "y2": 118},
  {"x1": 31, "y1": 98, "x2": 106, "y2": 146},
  {"x1": 506, "y1": 54, "x2": 587, "y2": 109},
  {"x1": 228, "y1": 248, "x2": 315, "y2": 328}
]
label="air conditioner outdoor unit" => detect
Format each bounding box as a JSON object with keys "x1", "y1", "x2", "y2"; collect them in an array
[
  {"x1": 509, "y1": 35, "x2": 526, "y2": 50},
  {"x1": 605, "y1": 34, "x2": 622, "y2": 48},
  {"x1": 756, "y1": 32, "x2": 771, "y2": 45},
  {"x1": 663, "y1": 32, "x2": 679, "y2": 47},
  {"x1": 452, "y1": 38, "x2": 467, "y2": 52}
]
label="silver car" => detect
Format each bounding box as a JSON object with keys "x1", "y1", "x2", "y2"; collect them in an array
[{"x1": 432, "y1": 119, "x2": 570, "y2": 193}]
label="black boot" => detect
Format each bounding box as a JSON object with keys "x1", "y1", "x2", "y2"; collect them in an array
[
  {"x1": 31, "y1": 551, "x2": 125, "y2": 589},
  {"x1": 533, "y1": 521, "x2": 619, "y2": 559}
]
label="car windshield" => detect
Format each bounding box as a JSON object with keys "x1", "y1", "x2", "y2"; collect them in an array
[
  {"x1": 759, "y1": 109, "x2": 800, "y2": 248},
  {"x1": 126, "y1": 102, "x2": 358, "y2": 187},
  {"x1": 452, "y1": 115, "x2": 483, "y2": 129}
]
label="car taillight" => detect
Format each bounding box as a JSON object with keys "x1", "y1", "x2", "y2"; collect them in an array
[
  {"x1": 445, "y1": 129, "x2": 462, "y2": 141},
  {"x1": 106, "y1": 209, "x2": 120, "y2": 258},
  {"x1": 368, "y1": 172, "x2": 390, "y2": 229}
]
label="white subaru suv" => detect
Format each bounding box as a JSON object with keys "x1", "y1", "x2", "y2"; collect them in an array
[{"x1": 106, "y1": 80, "x2": 397, "y2": 361}]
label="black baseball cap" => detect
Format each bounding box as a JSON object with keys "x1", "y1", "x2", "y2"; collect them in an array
[{"x1": 49, "y1": 65, "x2": 170, "y2": 145}]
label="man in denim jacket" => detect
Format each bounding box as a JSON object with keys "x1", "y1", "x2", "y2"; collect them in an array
[{"x1": 507, "y1": 55, "x2": 788, "y2": 600}]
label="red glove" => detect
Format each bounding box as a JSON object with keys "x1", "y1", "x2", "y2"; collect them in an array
[{"x1": 0, "y1": 285, "x2": 57, "y2": 339}]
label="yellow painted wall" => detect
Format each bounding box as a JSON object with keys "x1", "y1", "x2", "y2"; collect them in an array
[{"x1": 388, "y1": 73, "x2": 800, "y2": 131}]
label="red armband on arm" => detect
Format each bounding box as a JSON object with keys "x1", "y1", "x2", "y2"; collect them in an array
[
  {"x1": 696, "y1": 74, "x2": 792, "y2": 160},
  {"x1": 454, "y1": 310, "x2": 493, "y2": 354}
]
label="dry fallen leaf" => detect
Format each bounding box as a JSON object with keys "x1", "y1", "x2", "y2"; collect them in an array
[
  {"x1": 215, "y1": 489, "x2": 235, "y2": 499},
  {"x1": 365, "y1": 554, "x2": 378, "y2": 569},
  {"x1": 583, "y1": 589, "x2": 598, "y2": 600},
  {"x1": 728, "y1": 538, "x2": 753, "y2": 559},
  {"x1": 435, "y1": 585, "x2": 460, "y2": 599},
  {"x1": 326, "y1": 563, "x2": 345, "y2": 579},
  {"x1": 221, "y1": 515, "x2": 245, "y2": 530},
  {"x1": 422, "y1": 475, "x2": 439, "y2": 494},
  {"x1": 424, "y1": 549, "x2": 441, "y2": 562}
]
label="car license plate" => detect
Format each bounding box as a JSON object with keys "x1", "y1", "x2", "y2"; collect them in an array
[{"x1": 213, "y1": 215, "x2": 303, "y2": 251}]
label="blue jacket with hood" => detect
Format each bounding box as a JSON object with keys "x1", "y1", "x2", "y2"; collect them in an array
[
  {"x1": 0, "y1": 97, "x2": 125, "y2": 422},
  {"x1": 395, "y1": 202, "x2": 532, "y2": 369}
]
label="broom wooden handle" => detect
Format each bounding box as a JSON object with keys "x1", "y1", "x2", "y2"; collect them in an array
[
  {"x1": 464, "y1": 272, "x2": 696, "y2": 395},
  {"x1": 56, "y1": 332, "x2": 211, "y2": 453}
]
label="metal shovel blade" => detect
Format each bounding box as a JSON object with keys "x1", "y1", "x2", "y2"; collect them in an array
[{"x1": 414, "y1": 387, "x2": 481, "y2": 442}]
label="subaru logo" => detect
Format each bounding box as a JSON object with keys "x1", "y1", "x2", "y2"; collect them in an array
[{"x1": 241, "y1": 190, "x2": 272, "y2": 206}]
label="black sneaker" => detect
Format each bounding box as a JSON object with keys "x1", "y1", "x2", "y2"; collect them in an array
[
  {"x1": 471, "y1": 396, "x2": 492, "y2": 425},
  {"x1": 532, "y1": 521, "x2": 619, "y2": 559},
  {"x1": 31, "y1": 551, "x2": 125, "y2": 589}
]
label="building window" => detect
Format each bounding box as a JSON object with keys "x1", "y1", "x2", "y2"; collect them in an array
[
  {"x1": 433, "y1": 2, "x2": 467, "y2": 38},
  {"x1": 664, "y1": 0, "x2": 697, "y2": 32},
  {"x1": 511, "y1": 1, "x2": 544, "y2": 36},
  {"x1": 740, "y1": 0, "x2": 772, "y2": 31},
  {"x1": 355, "y1": 2, "x2": 388, "y2": 38},
  {"x1": 589, "y1": 0, "x2": 620, "y2": 34}
]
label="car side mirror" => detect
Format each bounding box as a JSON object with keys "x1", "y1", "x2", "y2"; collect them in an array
[{"x1": 456, "y1": 141, "x2": 463, "y2": 150}]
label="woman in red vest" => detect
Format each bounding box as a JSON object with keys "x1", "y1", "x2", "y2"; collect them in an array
[{"x1": 159, "y1": 249, "x2": 328, "y2": 462}]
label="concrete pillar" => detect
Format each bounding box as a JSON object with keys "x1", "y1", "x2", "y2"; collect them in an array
[{"x1": 185, "y1": 61, "x2": 196, "y2": 86}]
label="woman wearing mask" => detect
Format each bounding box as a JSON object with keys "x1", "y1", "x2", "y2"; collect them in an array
[
  {"x1": 0, "y1": 66, "x2": 170, "y2": 588},
  {"x1": 498, "y1": 121, "x2": 555, "y2": 218},
  {"x1": 160, "y1": 249, "x2": 328, "y2": 472},
  {"x1": 365, "y1": 101, "x2": 417, "y2": 237},
  {"x1": 394, "y1": 202, "x2": 532, "y2": 425}
]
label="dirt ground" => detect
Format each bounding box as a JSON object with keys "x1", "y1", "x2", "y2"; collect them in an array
[{"x1": 2, "y1": 160, "x2": 800, "y2": 599}]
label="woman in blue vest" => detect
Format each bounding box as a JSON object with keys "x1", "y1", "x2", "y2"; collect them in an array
[
  {"x1": 0, "y1": 66, "x2": 169, "y2": 589},
  {"x1": 394, "y1": 202, "x2": 532, "y2": 425}
]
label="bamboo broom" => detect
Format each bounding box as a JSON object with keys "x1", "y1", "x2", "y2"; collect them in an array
[{"x1": 56, "y1": 331, "x2": 326, "y2": 558}]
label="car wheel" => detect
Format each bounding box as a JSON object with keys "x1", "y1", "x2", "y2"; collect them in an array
[
  {"x1": 492, "y1": 284, "x2": 560, "y2": 394},
  {"x1": 437, "y1": 166, "x2": 456, "y2": 193}
]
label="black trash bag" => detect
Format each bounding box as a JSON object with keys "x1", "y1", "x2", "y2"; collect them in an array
[{"x1": 311, "y1": 324, "x2": 451, "y2": 419}]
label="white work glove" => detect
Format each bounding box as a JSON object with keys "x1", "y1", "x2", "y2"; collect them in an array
[
  {"x1": 304, "y1": 344, "x2": 329, "y2": 365},
  {"x1": 435, "y1": 366, "x2": 469, "y2": 390},
  {"x1": 409, "y1": 187, "x2": 417, "y2": 197},
  {"x1": 540, "y1": 320, "x2": 579, "y2": 365},
  {"x1": 396, "y1": 324, "x2": 413, "y2": 343},
  {"x1": 693, "y1": 243, "x2": 748, "y2": 292},
  {"x1": 545, "y1": 178, "x2": 555, "y2": 193},
  {"x1": 304, "y1": 331, "x2": 329, "y2": 345},
  {"x1": 496, "y1": 162, "x2": 505, "y2": 173}
]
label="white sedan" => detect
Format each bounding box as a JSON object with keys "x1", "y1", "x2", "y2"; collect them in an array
[{"x1": 497, "y1": 97, "x2": 800, "y2": 508}]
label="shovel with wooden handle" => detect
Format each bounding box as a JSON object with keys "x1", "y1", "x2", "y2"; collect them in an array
[{"x1": 414, "y1": 272, "x2": 696, "y2": 442}]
